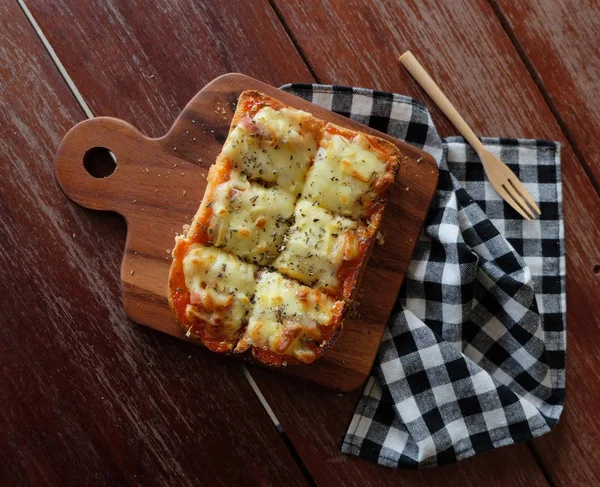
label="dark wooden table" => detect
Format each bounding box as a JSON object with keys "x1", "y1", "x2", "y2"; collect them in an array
[{"x1": 1, "y1": 1, "x2": 599, "y2": 485}]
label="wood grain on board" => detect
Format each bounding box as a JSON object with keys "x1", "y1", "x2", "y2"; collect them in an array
[
  {"x1": 54, "y1": 73, "x2": 438, "y2": 391},
  {"x1": 493, "y1": 0, "x2": 600, "y2": 191},
  {"x1": 0, "y1": 3, "x2": 308, "y2": 486},
  {"x1": 271, "y1": 1, "x2": 600, "y2": 486}
]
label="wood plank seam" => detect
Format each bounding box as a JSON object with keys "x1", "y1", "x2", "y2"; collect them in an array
[
  {"x1": 267, "y1": 0, "x2": 321, "y2": 83},
  {"x1": 488, "y1": 0, "x2": 600, "y2": 197},
  {"x1": 527, "y1": 441, "x2": 558, "y2": 487},
  {"x1": 16, "y1": 0, "x2": 317, "y2": 481},
  {"x1": 17, "y1": 0, "x2": 94, "y2": 118},
  {"x1": 242, "y1": 366, "x2": 283, "y2": 430}
]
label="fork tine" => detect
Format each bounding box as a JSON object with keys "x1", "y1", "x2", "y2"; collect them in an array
[
  {"x1": 495, "y1": 183, "x2": 532, "y2": 220},
  {"x1": 504, "y1": 182, "x2": 536, "y2": 219},
  {"x1": 508, "y1": 178, "x2": 541, "y2": 215}
]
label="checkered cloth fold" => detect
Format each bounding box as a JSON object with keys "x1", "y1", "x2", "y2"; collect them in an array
[{"x1": 281, "y1": 84, "x2": 566, "y2": 468}]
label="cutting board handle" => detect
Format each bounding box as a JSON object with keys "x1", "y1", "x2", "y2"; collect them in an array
[{"x1": 55, "y1": 117, "x2": 150, "y2": 214}]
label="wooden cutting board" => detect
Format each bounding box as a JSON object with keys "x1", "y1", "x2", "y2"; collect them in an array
[{"x1": 54, "y1": 73, "x2": 438, "y2": 392}]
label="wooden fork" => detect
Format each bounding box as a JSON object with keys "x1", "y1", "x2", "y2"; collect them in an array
[{"x1": 399, "y1": 51, "x2": 541, "y2": 220}]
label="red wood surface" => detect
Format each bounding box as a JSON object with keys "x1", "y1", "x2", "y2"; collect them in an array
[
  {"x1": 52, "y1": 74, "x2": 437, "y2": 391},
  {"x1": 23, "y1": 0, "x2": 312, "y2": 136},
  {"x1": 493, "y1": 0, "x2": 600, "y2": 191},
  {"x1": 8, "y1": 0, "x2": 599, "y2": 484},
  {"x1": 271, "y1": 1, "x2": 600, "y2": 486},
  {"x1": 491, "y1": 1, "x2": 600, "y2": 484},
  {"x1": 22, "y1": 0, "x2": 551, "y2": 485},
  {"x1": 0, "y1": 4, "x2": 308, "y2": 486}
]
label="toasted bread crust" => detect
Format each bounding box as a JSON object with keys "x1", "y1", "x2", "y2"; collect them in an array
[{"x1": 168, "y1": 90, "x2": 401, "y2": 366}]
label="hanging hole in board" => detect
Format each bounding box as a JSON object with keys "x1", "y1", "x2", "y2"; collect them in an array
[{"x1": 84, "y1": 147, "x2": 117, "y2": 178}]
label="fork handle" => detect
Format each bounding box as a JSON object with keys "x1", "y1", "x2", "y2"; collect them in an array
[{"x1": 399, "y1": 51, "x2": 486, "y2": 154}]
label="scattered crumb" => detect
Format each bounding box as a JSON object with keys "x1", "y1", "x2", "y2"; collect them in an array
[
  {"x1": 130, "y1": 270, "x2": 134, "y2": 275},
  {"x1": 183, "y1": 189, "x2": 187, "y2": 196},
  {"x1": 376, "y1": 231, "x2": 386, "y2": 246},
  {"x1": 166, "y1": 249, "x2": 170, "y2": 254},
  {"x1": 134, "y1": 251, "x2": 138, "y2": 255},
  {"x1": 155, "y1": 189, "x2": 158, "y2": 192},
  {"x1": 192, "y1": 120, "x2": 196, "y2": 124},
  {"x1": 145, "y1": 168, "x2": 149, "y2": 173},
  {"x1": 182, "y1": 223, "x2": 190, "y2": 233},
  {"x1": 132, "y1": 199, "x2": 137, "y2": 203},
  {"x1": 201, "y1": 173, "x2": 206, "y2": 180},
  {"x1": 72, "y1": 233, "x2": 76, "y2": 238},
  {"x1": 417, "y1": 157, "x2": 424, "y2": 164},
  {"x1": 346, "y1": 300, "x2": 361, "y2": 319},
  {"x1": 405, "y1": 187, "x2": 409, "y2": 191},
  {"x1": 173, "y1": 163, "x2": 178, "y2": 168},
  {"x1": 173, "y1": 147, "x2": 177, "y2": 151}
]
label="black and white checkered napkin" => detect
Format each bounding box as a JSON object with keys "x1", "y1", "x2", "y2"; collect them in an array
[{"x1": 281, "y1": 84, "x2": 566, "y2": 468}]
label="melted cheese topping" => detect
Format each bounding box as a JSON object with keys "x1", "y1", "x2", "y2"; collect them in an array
[
  {"x1": 171, "y1": 91, "x2": 401, "y2": 362},
  {"x1": 221, "y1": 107, "x2": 319, "y2": 194},
  {"x1": 274, "y1": 200, "x2": 361, "y2": 292},
  {"x1": 182, "y1": 244, "x2": 256, "y2": 339},
  {"x1": 235, "y1": 271, "x2": 341, "y2": 363},
  {"x1": 301, "y1": 131, "x2": 388, "y2": 219},
  {"x1": 207, "y1": 175, "x2": 294, "y2": 266}
]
